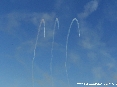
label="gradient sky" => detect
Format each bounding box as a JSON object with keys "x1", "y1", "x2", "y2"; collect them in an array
[{"x1": 0, "y1": 0, "x2": 117, "y2": 87}]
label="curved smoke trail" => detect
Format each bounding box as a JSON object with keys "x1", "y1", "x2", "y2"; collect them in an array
[
  {"x1": 65, "y1": 18, "x2": 80, "y2": 87},
  {"x1": 32, "y1": 19, "x2": 45, "y2": 87},
  {"x1": 50, "y1": 18, "x2": 59, "y2": 87}
]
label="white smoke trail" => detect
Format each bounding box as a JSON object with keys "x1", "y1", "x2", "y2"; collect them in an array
[
  {"x1": 50, "y1": 18, "x2": 59, "y2": 87},
  {"x1": 65, "y1": 18, "x2": 80, "y2": 87},
  {"x1": 32, "y1": 19, "x2": 45, "y2": 87}
]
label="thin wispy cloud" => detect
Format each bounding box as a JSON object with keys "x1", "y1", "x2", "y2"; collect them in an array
[
  {"x1": 76, "y1": 0, "x2": 117, "y2": 84},
  {"x1": 78, "y1": 0, "x2": 98, "y2": 19}
]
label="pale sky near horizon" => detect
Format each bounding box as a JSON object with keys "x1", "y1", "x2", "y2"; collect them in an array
[{"x1": 0, "y1": 0, "x2": 117, "y2": 87}]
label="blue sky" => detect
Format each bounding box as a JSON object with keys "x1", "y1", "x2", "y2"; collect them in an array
[{"x1": 0, "y1": 0, "x2": 117, "y2": 87}]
